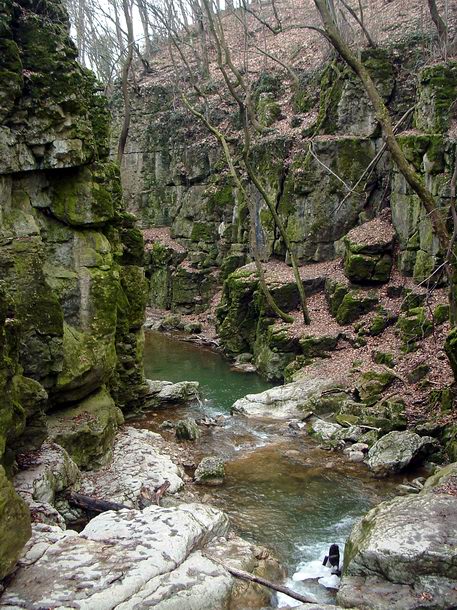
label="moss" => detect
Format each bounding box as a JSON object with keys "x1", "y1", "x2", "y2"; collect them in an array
[
  {"x1": 336, "y1": 291, "x2": 379, "y2": 325},
  {"x1": 396, "y1": 307, "x2": 433, "y2": 351},
  {"x1": 190, "y1": 221, "x2": 214, "y2": 243},
  {"x1": 257, "y1": 96, "x2": 281, "y2": 127},
  {"x1": 445, "y1": 327, "x2": 457, "y2": 380},
  {"x1": 416, "y1": 61, "x2": 457, "y2": 133},
  {"x1": 300, "y1": 334, "x2": 339, "y2": 358},
  {"x1": 372, "y1": 351, "x2": 395, "y2": 367},
  {"x1": 356, "y1": 371, "x2": 395, "y2": 405},
  {"x1": 0, "y1": 466, "x2": 31, "y2": 579},
  {"x1": 48, "y1": 386, "x2": 123, "y2": 469},
  {"x1": 434, "y1": 303, "x2": 449, "y2": 325}
]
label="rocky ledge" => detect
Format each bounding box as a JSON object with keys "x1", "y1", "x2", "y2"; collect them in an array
[
  {"x1": 1, "y1": 504, "x2": 283, "y2": 610},
  {"x1": 1, "y1": 425, "x2": 283, "y2": 609}
]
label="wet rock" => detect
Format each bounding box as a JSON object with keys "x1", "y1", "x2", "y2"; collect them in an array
[
  {"x1": 338, "y1": 493, "x2": 457, "y2": 609},
  {"x1": 334, "y1": 425, "x2": 365, "y2": 443},
  {"x1": 2, "y1": 504, "x2": 282, "y2": 610},
  {"x1": 144, "y1": 379, "x2": 201, "y2": 407},
  {"x1": 194, "y1": 457, "x2": 225, "y2": 485},
  {"x1": 231, "y1": 378, "x2": 343, "y2": 419},
  {"x1": 310, "y1": 419, "x2": 343, "y2": 441},
  {"x1": 14, "y1": 443, "x2": 80, "y2": 526},
  {"x1": 367, "y1": 430, "x2": 439, "y2": 476},
  {"x1": 175, "y1": 418, "x2": 201, "y2": 441},
  {"x1": 0, "y1": 466, "x2": 31, "y2": 580},
  {"x1": 79, "y1": 427, "x2": 184, "y2": 507}
]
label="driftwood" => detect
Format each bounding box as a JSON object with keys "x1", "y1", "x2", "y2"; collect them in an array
[
  {"x1": 205, "y1": 555, "x2": 317, "y2": 604},
  {"x1": 67, "y1": 492, "x2": 129, "y2": 513}
]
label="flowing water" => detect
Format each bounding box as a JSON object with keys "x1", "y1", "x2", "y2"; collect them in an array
[{"x1": 138, "y1": 331, "x2": 400, "y2": 606}]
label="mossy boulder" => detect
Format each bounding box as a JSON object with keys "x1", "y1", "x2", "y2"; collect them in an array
[
  {"x1": 336, "y1": 291, "x2": 379, "y2": 325},
  {"x1": 343, "y1": 219, "x2": 395, "y2": 284},
  {"x1": 254, "y1": 323, "x2": 301, "y2": 381},
  {"x1": 356, "y1": 371, "x2": 396, "y2": 405},
  {"x1": 0, "y1": 465, "x2": 31, "y2": 580},
  {"x1": 194, "y1": 456, "x2": 225, "y2": 485},
  {"x1": 175, "y1": 418, "x2": 200, "y2": 441},
  {"x1": 47, "y1": 387, "x2": 123, "y2": 469},
  {"x1": 445, "y1": 327, "x2": 457, "y2": 381},
  {"x1": 396, "y1": 307, "x2": 433, "y2": 351},
  {"x1": 257, "y1": 93, "x2": 282, "y2": 127},
  {"x1": 338, "y1": 398, "x2": 406, "y2": 433},
  {"x1": 367, "y1": 430, "x2": 439, "y2": 476},
  {"x1": 299, "y1": 333, "x2": 340, "y2": 359}
]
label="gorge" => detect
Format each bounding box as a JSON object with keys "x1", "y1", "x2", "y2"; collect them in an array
[{"x1": 1, "y1": 0, "x2": 457, "y2": 609}]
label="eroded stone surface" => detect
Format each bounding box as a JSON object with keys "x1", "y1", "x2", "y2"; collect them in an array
[
  {"x1": 14, "y1": 442, "x2": 80, "y2": 527},
  {"x1": 78, "y1": 427, "x2": 184, "y2": 506},
  {"x1": 1, "y1": 504, "x2": 280, "y2": 610},
  {"x1": 231, "y1": 378, "x2": 342, "y2": 419},
  {"x1": 367, "y1": 430, "x2": 438, "y2": 476}
]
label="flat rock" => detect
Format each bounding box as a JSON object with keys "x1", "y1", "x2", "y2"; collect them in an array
[
  {"x1": 78, "y1": 427, "x2": 184, "y2": 507},
  {"x1": 231, "y1": 378, "x2": 341, "y2": 419},
  {"x1": 367, "y1": 430, "x2": 439, "y2": 476},
  {"x1": 338, "y1": 493, "x2": 457, "y2": 609},
  {"x1": 144, "y1": 379, "x2": 201, "y2": 407},
  {"x1": 1, "y1": 504, "x2": 281, "y2": 610}
]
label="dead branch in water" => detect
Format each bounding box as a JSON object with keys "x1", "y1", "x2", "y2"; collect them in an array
[{"x1": 204, "y1": 555, "x2": 317, "y2": 604}]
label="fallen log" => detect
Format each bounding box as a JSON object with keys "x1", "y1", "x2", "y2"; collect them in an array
[
  {"x1": 205, "y1": 555, "x2": 317, "y2": 604},
  {"x1": 67, "y1": 492, "x2": 129, "y2": 513}
]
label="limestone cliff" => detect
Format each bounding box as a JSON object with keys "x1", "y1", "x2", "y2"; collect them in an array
[
  {"x1": 117, "y1": 41, "x2": 456, "y2": 315},
  {"x1": 0, "y1": 0, "x2": 147, "y2": 574}
]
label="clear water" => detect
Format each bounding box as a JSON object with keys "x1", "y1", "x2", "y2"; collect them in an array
[
  {"x1": 141, "y1": 331, "x2": 398, "y2": 606},
  {"x1": 143, "y1": 331, "x2": 274, "y2": 411}
]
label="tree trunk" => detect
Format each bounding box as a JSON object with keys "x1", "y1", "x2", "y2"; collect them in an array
[{"x1": 117, "y1": 0, "x2": 134, "y2": 163}]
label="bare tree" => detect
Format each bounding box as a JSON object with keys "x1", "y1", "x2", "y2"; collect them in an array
[{"x1": 313, "y1": 0, "x2": 456, "y2": 320}]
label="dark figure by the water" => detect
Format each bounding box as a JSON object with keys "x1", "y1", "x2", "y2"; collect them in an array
[{"x1": 323, "y1": 544, "x2": 341, "y2": 576}]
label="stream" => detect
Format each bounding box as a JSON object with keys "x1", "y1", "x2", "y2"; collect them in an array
[{"x1": 135, "y1": 331, "x2": 400, "y2": 607}]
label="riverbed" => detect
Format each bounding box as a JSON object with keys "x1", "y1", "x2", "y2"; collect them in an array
[{"x1": 135, "y1": 331, "x2": 401, "y2": 606}]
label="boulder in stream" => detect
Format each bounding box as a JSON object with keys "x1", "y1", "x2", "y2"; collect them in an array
[
  {"x1": 338, "y1": 491, "x2": 457, "y2": 609},
  {"x1": 231, "y1": 378, "x2": 344, "y2": 419},
  {"x1": 194, "y1": 457, "x2": 225, "y2": 485},
  {"x1": 143, "y1": 379, "x2": 201, "y2": 408},
  {"x1": 367, "y1": 430, "x2": 439, "y2": 476},
  {"x1": 1, "y1": 504, "x2": 283, "y2": 610},
  {"x1": 175, "y1": 418, "x2": 201, "y2": 440}
]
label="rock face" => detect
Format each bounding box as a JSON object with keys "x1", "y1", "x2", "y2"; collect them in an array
[
  {"x1": 231, "y1": 377, "x2": 342, "y2": 419},
  {"x1": 14, "y1": 442, "x2": 80, "y2": 526},
  {"x1": 1, "y1": 504, "x2": 282, "y2": 610},
  {"x1": 339, "y1": 491, "x2": 457, "y2": 609},
  {"x1": 0, "y1": 466, "x2": 31, "y2": 580},
  {"x1": 367, "y1": 430, "x2": 438, "y2": 476},
  {"x1": 0, "y1": 0, "x2": 147, "y2": 471}
]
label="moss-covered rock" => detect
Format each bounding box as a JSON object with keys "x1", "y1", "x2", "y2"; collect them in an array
[
  {"x1": 343, "y1": 219, "x2": 395, "y2": 284},
  {"x1": 336, "y1": 291, "x2": 379, "y2": 325},
  {"x1": 356, "y1": 371, "x2": 396, "y2": 405},
  {"x1": 445, "y1": 327, "x2": 457, "y2": 380},
  {"x1": 47, "y1": 386, "x2": 123, "y2": 469},
  {"x1": 0, "y1": 465, "x2": 31, "y2": 579},
  {"x1": 338, "y1": 397, "x2": 406, "y2": 433},
  {"x1": 415, "y1": 61, "x2": 457, "y2": 133},
  {"x1": 396, "y1": 307, "x2": 433, "y2": 351}
]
